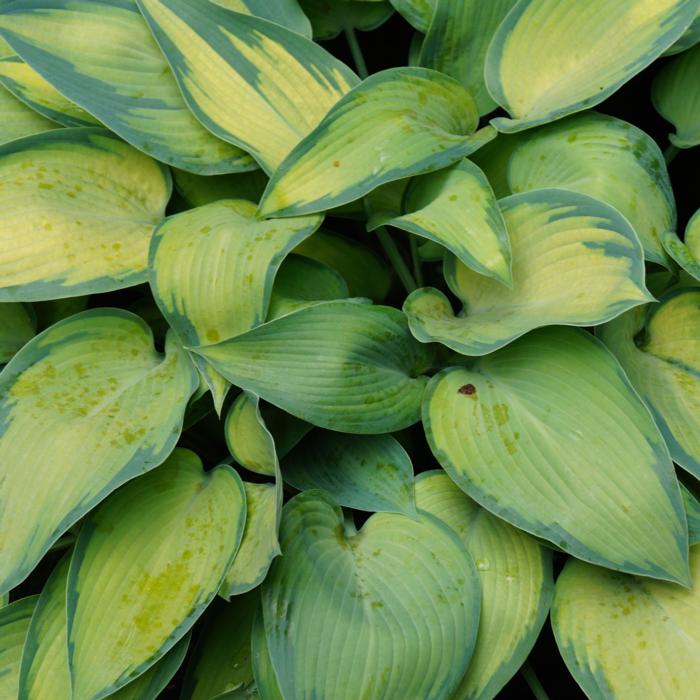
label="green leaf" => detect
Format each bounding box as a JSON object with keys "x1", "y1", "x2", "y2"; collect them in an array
[
  {"x1": 136, "y1": 0, "x2": 358, "y2": 172},
  {"x1": 598, "y1": 288, "x2": 700, "y2": 479},
  {"x1": 423, "y1": 326, "x2": 690, "y2": 584},
  {"x1": 653, "y1": 42, "x2": 700, "y2": 148},
  {"x1": 404, "y1": 189, "x2": 652, "y2": 356},
  {"x1": 415, "y1": 471, "x2": 553, "y2": 700},
  {"x1": 486, "y1": 0, "x2": 700, "y2": 132},
  {"x1": 259, "y1": 67, "x2": 494, "y2": 218},
  {"x1": 507, "y1": 112, "x2": 676, "y2": 267},
  {"x1": 552, "y1": 545, "x2": 700, "y2": 699},
  {"x1": 173, "y1": 168, "x2": 268, "y2": 208},
  {"x1": 250, "y1": 609, "x2": 282, "y2": 700},
  {"x1": 666, "y1": 7, "x2": 700, "y2": 53},
  {"x1": 225, "y1": 392, "x2": 277, "y2": 477},
  {"x1": 662, "y1": 208, "x2": 700, "y2": 281},
  {"x1": 0, "y1": 309, "x2": 198, "y2": 593},
  {"x1": 282, "y1": 431, "x2": 416, "y2": 515},
  {"x1": 682, "y1": 484, "x2": 700, "y2": 545},
  {"x1": 67, "y1": 448, "x2": 246, "y2": 700},
  {"x1": 0, "y1": 596, "x2": 38, "y2": 698},
  {"x1": 418, "y1": 0, "x2": 517, "y2": 115},
  {"x1": 261, "y1": 489, "x2": 481, "y2": 699},
  {"x1": 0, "y1": 302, "x2": 35, "y2": 363},
  {"x1": 197, "y1": 300, "x2": 436, "y2": 433},
  {"x1": 212, "y1": 0, "x2": 312, "y2": 37},
  {"x1": 0, "y1": 0, "x2": 254, "y2": 174},
  {"x1": 299, "y1": 0, "x2": 393, "y2": 40},
  {"x1": 388, "y1": 0, "x2": 435, "y2": 32},
  {"x1": 0, "y1": 81, "x2": 58, "y2": 145},
  {"x1": 369, "y1": 158, "x2": 512, "y2": 285},
  {"x1": 181, "y1": 592, "x2": 258, "y2": 700},
  {"x1": 0, "y1": 127, "x2": 171, "y2": 301},
  {"x1": 0, "y1": 56, "x2": 99, "y2": 127},
  {"x1": 293, "y1": 230, "x2": 391, "y2": 302}
]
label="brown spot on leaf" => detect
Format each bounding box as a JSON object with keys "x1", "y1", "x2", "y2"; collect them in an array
[
  {"x1": 333, "y1": 161, "x2": 341, "y2": 168},
  {"x1": 458, "y1": 384, "x2": 476, "y2": 395}
]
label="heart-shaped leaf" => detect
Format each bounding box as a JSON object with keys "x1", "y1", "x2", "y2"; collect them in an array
[
  {"x1": 261, "y1": 489, "x2": 481, "y2": 699},
  {"x1": 404, "y1": 189, "x2": 651, "y2": 356},
  {"x1": 197, "y1": 300, "x2": 436, "y2": 433},
  {"x1": 599, "y1": 288, "x2": 700, "y2": 479},
  {"x1": 552, "y1": 545, "x2": 700, "y2": 699},
  {"x1": 423, "y1": 326, "x2": 689, "y2": 583},
  {"x1": 66, "y1": 448, "x2": 246, "y2": 700},
  {"x1": 415, "y1": 471, "x2": 553, "y2": 700},
  {"x1": 486, "y1": 0, "x2": 699, "y2": 132},
  {"x1": 0, "y1": 302, "x2": 35, "y2": 363},
  {"x1": 0, "y1": 596, "x2": 37, "y2": 697},
  {"x1": 136, "y1": 0, "x2": 358, "y2": 172},
  {"x1": 0, "y1": 309, "x2": 198, "y2": 593},
  {"x1": 259, "y1": 67, "x2": 494, "y2": 218}
]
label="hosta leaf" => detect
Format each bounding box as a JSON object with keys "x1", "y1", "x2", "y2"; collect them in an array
[
  {"x1": 261, "y1": 489, "x2": 481, "y2": 700},
  {"x1": 212, "y1": 0, "x2": 312, "y2": 37},
  {"x1": 0, "y1": 82, "x2": 58, "y2": 144},
  {"x1": 552, "y1": 545, "x2": 700, "y2": 699},
  {"x1": 663, "y1": 208, "x2": 700, "y2": 280},
  {"x1": 182, "y1": 593, "x2": 257, "y2": 700},
  {"x1": 67, "y1": 448, "x2": 246, "y2": 700},
  {"x1": 388, "y1": 0, "x2": 435, "y2": 32},
  {"x1": 683, "y1": 485, "x2": 700, "y2": 544},
  {"x1": 0, "y1": 128, "x2": 171, "y2": 301},
  {"x1": 293, "y1": 230, "x2": 391, "y2": 302},
  {"x1": 370, "y1": 158, "x2": 512, "y2": 285},
  {"x1": 0, "y1": 0, "x2": 253, "y2": 174},
  {"x1": 173, "y1": 169, "x2": 268, "y2": 208},
  {"x1": 418, "y1": 0, "x2": 517, "y2": 115},
  {"x1": 259, "y1": 67, "x2": 492, "y2": 218},
  {"x1": 0, "y1": 596, "x2": 37, "y2": 697},
  {"x1": 423, "y1": 326, "x2": 689, "y2": 583},
  {"x1": 469, "y1": 132, "x2": 523, "y2": 199},
  {"x1": 0, "y1": 302, "x2": 35, "y2": 362},
  {"x1": 250, "y1": 610, "x2": 282, "y2": 700},
  {"x1": 0, "y1": 56, "x2": 99, "y2": 127},
  {"x1": 225, "y1": 392, "x2": 277, "y2": 477},
  {"x1": 652, "y1": 42, "x2": 700, "y2": 148},
  {"x1": 267, "y1": 255, "x2": 349, "y2": 320},
  {"x1": 404, "y1": 189, "x2": 651, "y2": 356},
  {"x1": 197, "y1": 300, "x2": 436, "y2": 433},
  {"x1": 415, "y1": 471, "x2": 553, "y2": 700},
  {"x1": 599, "y1": 288, "x2": 700, "y2": 478},
  {"x1": 0, "y1": 309, "x2": 198, "y2": 593},
  {"x1": 486, "y1": 0, "x2": 700, "y2": 132},
  {"x1": 666, "y1": 7, "x2": 700, "y2": 53},
  {"x1": 300, "y1": 0, "x2": 393, "y2": 40},
  {"x1": 507, "y1": 112, "x2": 675, "y2": 267},
  {"x1": 282, "y1": 431, "x2": 416, "y2": 515},
  {"x1": 136, "y1": 0, "x2": 358, "y2": 172}
]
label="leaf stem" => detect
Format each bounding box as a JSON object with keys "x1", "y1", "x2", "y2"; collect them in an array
[
  {"x1": 521, "y1": 662, "x2": 550, "y2": 700},
  {"x1": 664, "y1": 144, "x2": 680, "y2": 165},
  {"x1": 409, "y1": 235, "x2": 424, "y2": 287},
  {"x1": 344, "y1": 26, "x2": 369, "y2": 80},
  {"x1": 376, "y1": 226, "x2": 418, "y2": 294}
]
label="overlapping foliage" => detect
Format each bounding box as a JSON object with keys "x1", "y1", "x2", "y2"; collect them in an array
[{"x1": 0, "y1": 0, "x2": 698, "y2": 698}]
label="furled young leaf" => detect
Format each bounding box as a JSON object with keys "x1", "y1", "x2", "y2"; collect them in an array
[
  {"x1": 599, "y1": 288, "x2": 700, "y2": 479},
  {"x1": 282, "y1": 431, "x2": 416, "y2": 515},
  {"x1": 173, "y1": 169, "x2": 269, "y2": 208},
  {"x1": 0, "y1": 596, "x2": 38, "y2": 698},
  {"x1": 388, "y1": 0, "x2": 435, "y2": 31},
  {"x1": 0, "y1": 127, "x2": 171, "y2": 301},
  {"x1": 552, "y1": 545, "x2": 700, "y2": 699},
  {"x1": 181, "y1": 593, "x2": 258, "y2": 700},
  {"x1": 415, "y1": 471, "x2": 553, "y2": 700},
  {"x1": 67, "y1": 448, "x2": 246, "y2": 700},
  {"x1": 404, "y1": 189, "x2": 651, "y2": 356},
  {"x1": 259, "y1": 67, "x2": 493, "y2": 217},
  {"x1": 0, "y1": 0, "x2": 254, "y2": 173},
  {"x1": 663, "y1": 208, "x2": 700, "y2": 281},
  {"x1": 653, "y1": 42, "x2": 700, "y2": 148},
  {"x1": 0, "y1": 56, "x2": 98, "y2": 127},
  {"x1": 418, "y1": 0, "x2": 516, "y2": 115},
  {"x1": 369, "y1": 158, "x2": 512, "y2": 285},
  {"x1": 0, "y1": 309, "x2": 198, "y2": 593},
  {"x1": 300, "y1": 0, "x2": 393, "y2": 40},
  {"x1": 0, "y1": 81, "x2": 58, "y2": 144},
  {"x1": 212, "y1": 0, "x2": 312, "y2": 37},
  {"x1": 423, "y1": 326, "x2": 690, "y2": 584},
  {"x1": 267, "y1": 254, "x2": 349, "y2": 320},
  {"x1": 197, "y1": 300, "x2": 436, "y2": 433},
  {"x1": 507, "y1": 112, "x2": 676, "y2": 266},
  {"x1": 261, "y1": 490, "x2": 481, "y2": 700},
  {"x1": 486, "y1": 0, "x2": 700, "y2": 132},
  {"x1": 0, "y1": 302, "x2": 35, "y2": 362},
  {"x1": 293, "y1": 230, "x2": 391, "y2": 302},
  {"x1": 137, "y1": 0, "x2": 358, "y2": 172}
]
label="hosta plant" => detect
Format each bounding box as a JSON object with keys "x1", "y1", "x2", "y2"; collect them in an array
[{"x1": 0, "y1": 1, "x2": 698, "y2": 699}]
